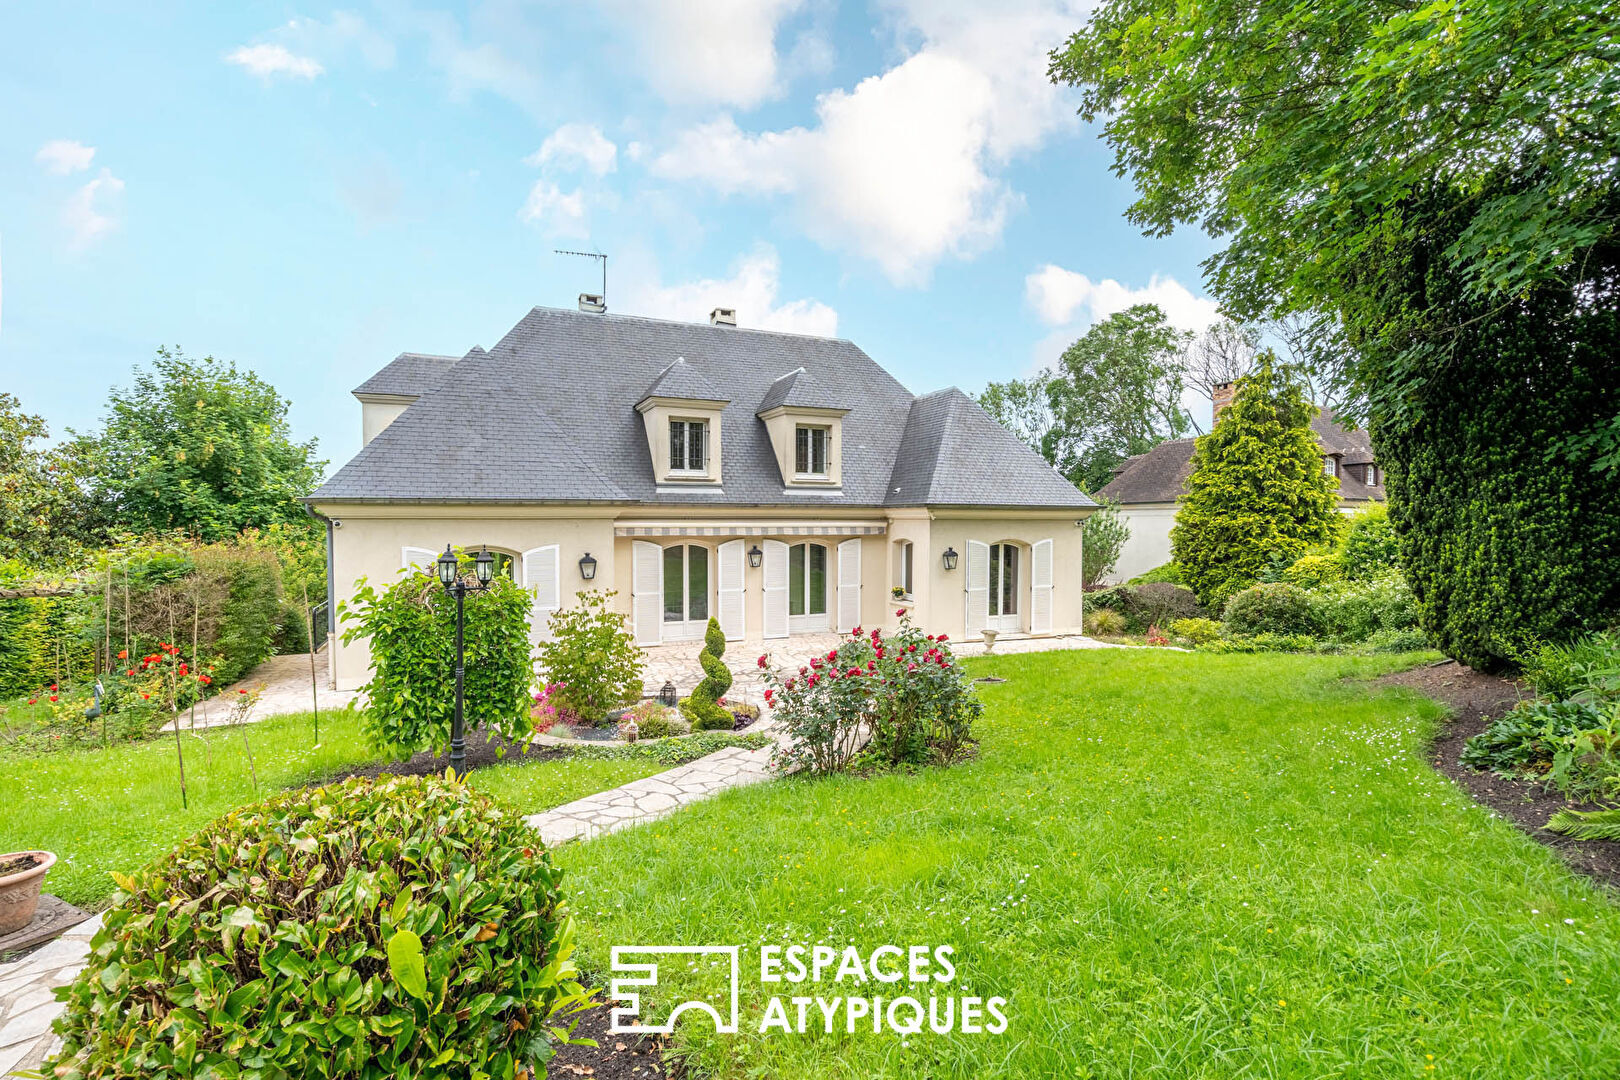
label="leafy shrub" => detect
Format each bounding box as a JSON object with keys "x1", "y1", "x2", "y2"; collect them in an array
[
  {"x1": 537, "y1": 590, "x2": 644, "y2": 725},
  {"x1": 1081, "y1": 498, "x2": 1130, "y2": 587},
  {"x1": 762, "y1": 614, "x2": 982, "y2": 773},
  {"x1": 1546, "y1": 807, "x2": 1620, "y2": 842},
  {"x1": 1171, "y1": 359, "x2": 1345, "y2": 608},
  {"x1": 1171, "y1": 617, "x2": 1221, "y2": 645},
  {"x1": 1549, "y1": 701, "x2": 1620, "y2": 801},
  {"x1": 197, "y1": 540, "x2": 283, "y2": 685},
  {"x1": 1084, "y1": 608, "x2": 1127, "y2": 636},
  {"x1": 1197, "y1": 632, "x2": 1327, "y2": 654},
  {"x1": 1282, "y1": 552, "x2": 1343, "y2": 590},
  {"x1": 1362, "y1": 627, "x2": 1430, "y2": 652},
  {"x1": 340, "y1": 554, "x2": 534, "y2": 758},
  {"x1": 1460, "y1": 699, "x2": 1604, "y2": 774},
  {"x1": 621, "y1": 700, "x2": 685, "y2": 740},
  {"x1": 1339, "y1": 503, "x2": 1400, "y2": 580},
  {"x1": 1518, "y1": 631, "x2": 1620, "y2": 702},
  {"x1": 1128, "y1": 561, "x2": 1182, "y2": 585},
  {"x1": 45, "y1": 774, "x2": 593, "y2": 1080},
  {"x1": 680, "y1": 618, "x2": 735, "y2": 731},
  {"x1": 1223, "y1": 582, "x2": 1320, "y2": 636},
  {"x1": 1308, "y1": 572, "x2": 1422, "y2": 643},
  {"x1": 1086, "y1": 583, "x2": 1204, "y2": 633},
  {"x1": 272, "y1": 599, "x2": 311, "y2": 655}
]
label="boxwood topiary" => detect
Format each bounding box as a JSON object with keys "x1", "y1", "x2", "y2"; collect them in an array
[
  {"x1": 680, "y1": 617, "x2": 735, "y2": 731},
  {"x1": 44, "y1": 774, "x2": 593, "y2": 1080},
  {"x1": 1223, "y1": 582, "x2": 1321, "y2": 637}
]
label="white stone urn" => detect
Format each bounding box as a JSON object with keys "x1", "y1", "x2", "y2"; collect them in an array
[{"x1": 980, "y1": 629, "x2": 999, "y2": 651}]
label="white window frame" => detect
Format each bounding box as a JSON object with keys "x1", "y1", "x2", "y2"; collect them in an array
[
  {"x1": 787, "y1": 541, "x2": 830, "y2": 633},
  {"x1": 794, "y1": 424, "x2": 831, "y2": 479},
  {"x1": 895, "y1": 539, "x2": 914, "y2": 598},
  {"x1": 669, "y1": 418, "x2": 709, "y2": 474}
]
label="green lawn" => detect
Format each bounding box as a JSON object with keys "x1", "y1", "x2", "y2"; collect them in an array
[
  {"x1": 557, "y1": 649, "x2": 1620, "y2": 1079},
  {"x1": 0, "y1": 710, "x2": 667, "y2": 908}
]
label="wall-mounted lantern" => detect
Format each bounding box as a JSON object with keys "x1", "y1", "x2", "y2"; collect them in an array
[
  {"x1": 941, "y1": 546, "x2": 959, "y2": 571},
  {"x1": 748, "y1": 545, "x2": 764, "y2": 568},
  {"x1": 578, "y1": 552, "x2": 598, "y2": 580}
]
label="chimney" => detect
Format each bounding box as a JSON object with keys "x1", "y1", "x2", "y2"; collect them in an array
[
  {"x1": 1212, "y1": 381, "x2": 1236, "y2": 420},
  {"x1": 578, "y1": 293, "x2": 606, "y2": 314},
  {"x1": 709, "y1": 307, "x2": 737, "y2": 327}
]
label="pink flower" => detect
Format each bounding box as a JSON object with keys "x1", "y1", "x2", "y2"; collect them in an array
[
  {"x1": 764, "y1": 688, "x2": 773, "y2": 701},
  {"x1": 937, "y1": 634, "x2": 948, "y2": 642},
  {"x1": 867, "y1": 660, "x2": 877, "y2": 672},
  {"x1": 826, "y1": 649, "x2": 838, "y2": 662},
  {"x1": 852, "y1": 626, "x2": 863, "y2": 637},
  {"x1": 757, "y1": 655, "x2": 768, "y2": 669},
  {"x1": 847, "y1": 667, "x2": 861, "y2": 678},
  {"x1": 907, "y1": 662, "x2": 918, "y2": 672},
  {"x1": 896, "y1": 609, "x2": 906, "y2": 618}
]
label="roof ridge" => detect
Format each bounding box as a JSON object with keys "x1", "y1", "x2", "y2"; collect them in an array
[{"x1": 524, "y1": 304, "x2": 850, "y2": 344}]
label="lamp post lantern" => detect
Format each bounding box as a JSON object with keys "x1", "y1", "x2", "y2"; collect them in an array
[{"x1": 437, "y1": 544, "x2": 496, "y2": 774}]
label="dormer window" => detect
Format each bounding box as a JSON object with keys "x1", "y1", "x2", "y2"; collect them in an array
[
  {"x1": 1323, "y1": 455, "x2": 1338, "y2": 478},
  {"x1": 670, "y1": 419, "x2": 709, "y2": 473},
  {"x1": 795, "y1": 425, "x2": 830, "y2": 477}
]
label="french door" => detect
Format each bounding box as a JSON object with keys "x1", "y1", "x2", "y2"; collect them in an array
[
  {"x1": 987, "y1": 542, "x2": 1019, "y2": 632},
  {"x1": 662, "y1": 544, "x2": 710, "y2": 641},
  {"x1": 787, "y1": 542, "x2": 829, "y2": 633}
]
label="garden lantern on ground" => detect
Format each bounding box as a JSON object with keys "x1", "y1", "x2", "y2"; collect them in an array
[{"x1": 437, "y1": 545, "x2": 496, "y2": 773}]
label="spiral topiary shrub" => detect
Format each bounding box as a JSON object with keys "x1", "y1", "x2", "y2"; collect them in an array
[
  {"x1": 680, "y1": 617, "x2": 735, "y2": 731},
  {"x1": 44, "y1": 774, "x2": 593, "y2": 1080}
]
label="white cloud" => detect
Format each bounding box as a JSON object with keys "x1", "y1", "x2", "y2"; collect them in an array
[
  {"x1": 650, "y1": 0, "x2": 1088, "y2": 285},
  {"x1": 285, "y1": 12, "x2": 396, "y2": 69},
  {"x1": 526, "y1": 124, "x2": 617, "y2": 176},
  {"x1": 519, "y1": 182, "x2": 589, "y2": 238},
  {"x1": 226, "y1": 43, "x2": 325, "y2": 80},
  {"x1": 624, "y1": 247, "x2": 838, "y2": 337},
  {"x1": 602, "y1": 0, "x2": 808, "y2": 108},
  {"x1": 63, "y1": 168, "x2": 124, "y2": 249},
  {"x1": 1025, "y1": 265, "x2": 1221, "y2": 333},
  {"x1": 35, "y1": 140, "x2": 95, "y2": 175}
]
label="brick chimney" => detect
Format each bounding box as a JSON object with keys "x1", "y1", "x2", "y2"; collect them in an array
[{"x1": 1212, "y1": 381, "x2": 1236, "y2": 420}]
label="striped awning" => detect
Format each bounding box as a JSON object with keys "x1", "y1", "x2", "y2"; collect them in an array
[{"x1": 615, "y1": 520, "x2": 887, "y2": 538}]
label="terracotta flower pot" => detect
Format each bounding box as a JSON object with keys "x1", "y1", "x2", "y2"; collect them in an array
[{"x1": 0, "y1": 850, "x2": 56, "y2": 936}]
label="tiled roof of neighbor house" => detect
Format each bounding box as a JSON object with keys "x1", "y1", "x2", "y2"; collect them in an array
[
  {"x1": 1097, "y1": 408, "x2": 1383, "y2": 505},
  {"x1": 351, "y1": 352, "x2": 460, "y2": 398},
  {"x1": 312, "y1": 305, "x2": 1095, "y2": 510},
  {"x1": 641, "y1": 357, "x2": 729, "y2": 403},
  {"x1": 756, "y1": 367, "x2": 847, "y2": 414}
]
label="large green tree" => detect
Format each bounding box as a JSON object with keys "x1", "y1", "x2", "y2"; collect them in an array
[
  {"x1": 0, "y1": 393, "x2": 105, "y2": 564},
  {"x1": 79, "y1": 348, "x2": 325, "y2": 542},
  {"x1": 1171, "y1": 359, "x2": 1342, "y2": 609},
  {"x1": 1051, "y1": 0, "x2": 1620, "y2": 662},
  {"x1": 981, "y1": 304, "x2": 1191, "y2": 492}
]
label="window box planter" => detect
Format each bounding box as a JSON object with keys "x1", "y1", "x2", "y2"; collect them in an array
[{"x1": 0, "y1": 850, "x2": 56, "y2": 936}]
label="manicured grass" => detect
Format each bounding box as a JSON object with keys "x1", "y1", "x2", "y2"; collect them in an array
[
  {"x1": 558, "y1": 650, "x2": 1620, "y2": 1079},
  {"x1": 1, "y1": 711, "x2": 667, "y2": 908}
]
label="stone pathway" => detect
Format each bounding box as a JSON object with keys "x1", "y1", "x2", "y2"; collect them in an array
[
  {"x1": 0, "y1": 915, "x2": 99, "y2": 1077},
  {"x1": 161, "y1": 646, "x2": 361, "y2": 733}
]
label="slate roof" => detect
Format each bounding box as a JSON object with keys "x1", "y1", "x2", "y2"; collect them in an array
[
  {"x1": 1097, "y1": 408, "x2": 1384, "y2": 505},
  {"x1": 351, "y1": 352, "x2": 460, "y2": 398},
  {"x1": 311, "y1": 306, "x2": 1095, "y2": 510},
  {"x1": 756, "y1": 367, "x2": 847, "y2": 414},
  {"x1": 641, "y1": 357, "x2": 728, "y2": 404}
]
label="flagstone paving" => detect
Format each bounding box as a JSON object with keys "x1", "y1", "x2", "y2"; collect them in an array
[{"x1": 0, "y1": 915, "x2": 100, "y2": 1076}]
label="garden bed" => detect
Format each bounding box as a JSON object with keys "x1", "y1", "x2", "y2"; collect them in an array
[
  {"x1": 304, "y1": 727, "x2": 567, "y2": 785},
  {"x1": 1379, "y1": 659, "x2": 1620, "y2": 889}
]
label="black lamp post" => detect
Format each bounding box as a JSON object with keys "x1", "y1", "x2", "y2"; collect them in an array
[
  {"x1": 747, "y1": 545, "x2": 763, "y2": 568},
  {"x1": 437, "y1": 544, "x2": 495, "y2": 774},
  {"x1": 942, "y1": 546, "x2": 959, "y2": 571}
]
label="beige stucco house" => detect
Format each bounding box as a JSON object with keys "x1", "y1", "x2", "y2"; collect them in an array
[
  {"x1": 1096, "y1": 383, "x2": 1386, "y2": 583},
  {"x1": 309, "y1": 303, "x2": 1097, "y2": 691}
]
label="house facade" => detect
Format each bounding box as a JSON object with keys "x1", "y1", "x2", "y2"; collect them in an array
[
  {"x1": 1096, "y1": 383, "x2": 1385, "y2": 583},
  {"x1": 310, "y1": 303, "x2": 1096, "y2": 691}
]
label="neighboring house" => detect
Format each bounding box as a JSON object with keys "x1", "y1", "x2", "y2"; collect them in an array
[
  {"x1": 1096, "y1": 381, "x2": 1385, "y2": 583},
  {"x1": 309, "y1": 302, "x2": 1096, "y2": 690}
]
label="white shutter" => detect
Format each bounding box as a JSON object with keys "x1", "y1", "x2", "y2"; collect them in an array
[
  {"x1": 1030, "y1": 538, "x2": 1054, "y2": 634},
  {"x1": 965, "y1": 540, "x2": 990, "y2": 635},
  {"x1": 717, "y1": 539, "x2": 746, "y2": 641},
  {"x1": 401, "y1": 546, "x2": 437, "y2": 573},
  {"x1": 522, "y1": 545, "x2": 561, "y2": 644},
  {"x1": 836, "y1": 538, "x2": 862, "y2": 633},
  {"x1": 763, "y1": 539, "x2": 789, "y2": 639},
  {"x1": 632, "y1": 541, "x2": 663, "y2": 646}
]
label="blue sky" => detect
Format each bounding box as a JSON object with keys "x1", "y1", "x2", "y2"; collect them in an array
[{"x1": 2, "y1": 1, "x2": 1224, "y2": 473}]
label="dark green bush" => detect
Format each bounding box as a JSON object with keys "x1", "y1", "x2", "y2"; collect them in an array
[
  {"x1": 45, "y1": 774, "x2": 592, "y2": 1080},
  {"x1": 1128, "y1": 562, "x2": 1182, "y2": 585},
  {"x1": 272, "y1": 599, "x2": 312, "y2": 655},
  {"x1": 340, "y1": 555, "x2": 534, "y2": 758},
  {"x1": 1339, "y1": 504, "x2": 1400, "y2": 580},
  {"x1": 681, "y1": 618, "x2": 735, "y2": 731},
  {"x1": 1223, "y1": 582, "x2": 1320, "y2": 636},
  {"x1": 1518, "y1": 631, "x2": 1620, "y2": 702},
  {"x1": 206, "y1": 543, "x2": 282, "y2": 684}
]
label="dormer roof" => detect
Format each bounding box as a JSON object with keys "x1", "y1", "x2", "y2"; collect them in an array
[
  {"x1": 639, "y1": 357, "x2": 729, "y2": 406},
  {"x1": 756, "y1": 367, "x2": 848, "y2": 415}
]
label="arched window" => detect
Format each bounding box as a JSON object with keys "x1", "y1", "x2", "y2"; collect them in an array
[{"x1": 988, "y1": 542, "x2": 1019, "y2": 629}]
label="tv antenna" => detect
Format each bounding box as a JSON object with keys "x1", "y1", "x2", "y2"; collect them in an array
[{"x1": 555, "y1": 248, "x2": 607, "y2": 309}]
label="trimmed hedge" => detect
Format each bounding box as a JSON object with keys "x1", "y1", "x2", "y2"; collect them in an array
[
  {"x1": 1223, "y1": 582, "x2": 1320, "y2": 636},
  {"x1": 45, "y1": 774, "x2": 591, "y2": 1079}
]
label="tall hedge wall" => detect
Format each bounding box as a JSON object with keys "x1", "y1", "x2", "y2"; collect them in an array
[{"x1": 1372, "y1": 278, "x2": 1620, "y2": 670}]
